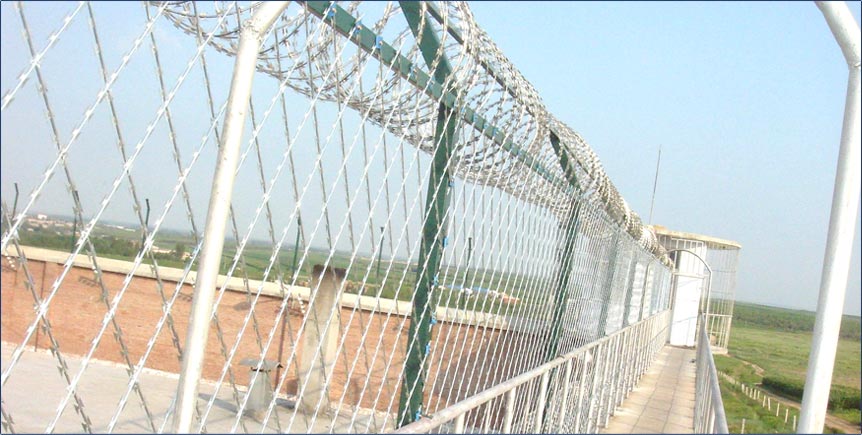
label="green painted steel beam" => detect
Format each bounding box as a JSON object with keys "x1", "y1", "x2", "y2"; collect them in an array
[
  {"x1": 395, "y1": 1, "x2": 457, "y2": 426},
  {"x1": 422, "y1": 3, "x2": 529, "y2": 113},
  {"x1": 423, "y1": 3, "x2": 599, "y2": 193},
  {"x1": 543, "y1": 133, "x2": 582, "y2": 364},
  {"x1": 300, "y1": 1, "x2": 573, "y2": 198},
  {"x1": 549, "y1": 131, "x2": 582, "y2": 190}
]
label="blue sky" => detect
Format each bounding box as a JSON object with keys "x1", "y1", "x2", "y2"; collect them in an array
[
  {"x1": 468, "y1": 1, "x2": 861, "y2": 315},
  {"x1": 1, "y1": 2, "x2": 860, "y2": 316}
]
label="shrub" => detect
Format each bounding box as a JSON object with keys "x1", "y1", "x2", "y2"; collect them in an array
[{"x1": 762, "y1": 375, "x2": 861, "y2": 411}]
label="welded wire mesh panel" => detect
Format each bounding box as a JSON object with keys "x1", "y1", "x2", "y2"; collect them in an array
[
  {"x1": 703, "y1": 247, "x2": 740, "y2": 351},
  {"x1": 1, "y1": 2, "x2": 673, "y2": 433}
]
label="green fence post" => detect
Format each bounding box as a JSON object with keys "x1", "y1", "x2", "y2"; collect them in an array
[
  {"x1": 544, "y1": 132, "x2": 582, "y2": 362},
  {"x1": 397, "y1": 1, "x2": 459, "y2": 426}
]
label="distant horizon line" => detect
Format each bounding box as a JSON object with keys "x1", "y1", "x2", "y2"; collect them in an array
[
  {"x1": 734, "y1": 297, "x2": 861, "y2": 319},
  {"x1": 20, "y1": 212, "x2": 862, "y2": 317}
]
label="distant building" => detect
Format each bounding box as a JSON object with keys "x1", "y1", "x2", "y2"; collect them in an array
[
  {"x1": 36, "y1": 214, "x2": 47, "y2": 220},
  {"x1": 151, "y1": 246, "x2": 173, "y2": 255},
  {"x1": 651, "y1": 225, "x2": 741, "y2": 354}
]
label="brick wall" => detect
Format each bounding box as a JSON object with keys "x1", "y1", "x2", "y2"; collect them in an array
[{"x1": 1, "y1": 258, "x2": 543, "y2": 415}]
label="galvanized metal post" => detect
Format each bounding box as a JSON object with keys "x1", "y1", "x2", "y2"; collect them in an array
[
  {"x1": 800, "y1": 2, "x2": 861, "y2": 433},
  {"x1": 171, "y1": 3, "x2": 289, "y2": 432},
  {"x1": 397, "y1": 1, "x2": 459, "y2": 426}
]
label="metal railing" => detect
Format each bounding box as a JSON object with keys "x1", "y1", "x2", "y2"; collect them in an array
[
  {"x1": 392, "y1": 310, "x2": 671, "y2": 434},
  {"x1": 694, "y1": 314, "x2": 729, "y2": 433}
]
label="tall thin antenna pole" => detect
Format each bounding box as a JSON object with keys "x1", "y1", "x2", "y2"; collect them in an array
[{"x1": 648, "y1": 145, "x2": 662, "y2": 225}]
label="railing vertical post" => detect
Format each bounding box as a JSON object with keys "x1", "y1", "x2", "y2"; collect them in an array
[
  {"x1": 453, "y1": 413, "x2": 465, "y2": 434},
  {"x1": 637, "y1": 318, "x2": 648, "y2": 379},
  {"x1": 556, "y1": 359, "x2": 574, "y2": 431},
  {"x1": 171, "y1": 3, "x2": 289, "y2": 432},
  {"x1": 601, "y1": 334, "x2": 620, "y2": 427},
  {"x1": 572, "y1": 351, "x2": 591, "y2": 432},
  {"x1": 598, "y1": 337, "x2": 615, "y2": 428},
  {"x1": 503, "y1": 388, "x2": 516, "y2": 434},
  {"x1": 586, "y1": 343, "x2": 605, "y2": 433},
  {"x1": 397, "y1": 1, "x2": 459, "y2": 426},
  {"x1": 535, "y1": 371, "x2": 549, "y2": 432},
  {"x1": 482, "y1": 401, "x2": 492, "y2": 433},
  {"x1": 614, "y1": 329, "x2": 629, "y2": 407},
  {"x1": 800, "y1": 2, "x2": 861, "y2": 433}
]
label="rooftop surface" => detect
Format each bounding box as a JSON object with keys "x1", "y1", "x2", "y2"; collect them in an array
[{"x1": 0, "y1": 342, "x2": 388, "y2": 433}]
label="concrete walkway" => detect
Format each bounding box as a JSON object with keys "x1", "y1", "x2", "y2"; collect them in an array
[{"x1": 602, "y1": 345, "x2": 697, "y2": 434}]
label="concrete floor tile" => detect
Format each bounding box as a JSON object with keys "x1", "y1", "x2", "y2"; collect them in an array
[
  {"x1": 628, "y1": 396, "x2": 650, "y2": 406},
  {"x1": 665, "y1": 413, "x2": 694, "y2": 427},
  {"x1": 664, "y1": 422, "x2": 694, "y2": 432},
  {"x1": 631, "y1": 427, "x2": 661, "y2": 434},
  {"x1": 645, "y1": 401, "x2": 673, "y2": 412},
  {"x1": 604, "y1": 422, "x2": 634, "y2": 434},
  {"x1": 636, "y1": 415, "x2": 667, "y2": 431},
  {"x1": 612, "y1": 414, "x2": 640, "y2": 425},
  {"x1": 671, "y1": 398, "x2": 695, "y2": 408}
]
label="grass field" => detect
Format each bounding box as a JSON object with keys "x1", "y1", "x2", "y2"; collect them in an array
[
  {"x1": 719, "y1": 377, "x2": 811, "y2": 434},
  {"x1": 716, "y1": 302, "x2": 861, "y2": 433},
  {"x1": 728, "y1": 325, "x2": 861, "y2": 391}
]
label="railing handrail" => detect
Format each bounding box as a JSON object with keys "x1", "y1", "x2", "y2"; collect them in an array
[
  {"x1": 391, "y1": 309, "x2": 671, "y2": 433},
  {"x1": 698, "y1": 313, "x2": 729, "y2": 433}
]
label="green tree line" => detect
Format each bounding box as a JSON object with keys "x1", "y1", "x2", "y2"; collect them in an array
[{"x1": 734, "y1": 302, "x2": 861, "y2": 341}]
